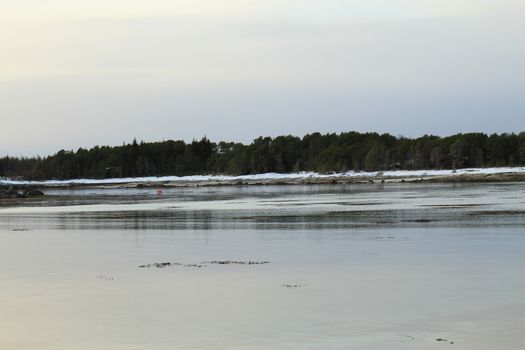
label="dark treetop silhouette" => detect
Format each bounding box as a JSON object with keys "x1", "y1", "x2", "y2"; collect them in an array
[{"x1": 1, "y1": 132, "x2": 525, "y2": 180}]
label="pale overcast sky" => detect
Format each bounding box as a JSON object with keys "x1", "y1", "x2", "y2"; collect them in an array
[{"x1": 1, "y1": 1, "x2": 524, "y2": 156}]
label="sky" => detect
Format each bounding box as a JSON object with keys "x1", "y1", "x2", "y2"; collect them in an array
[{"x1": 1, "y1": 0, "x2": 524, "y2": 156}]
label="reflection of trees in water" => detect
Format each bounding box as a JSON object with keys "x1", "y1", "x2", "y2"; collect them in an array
[
  {"x1": 50, "y1": 210, "x2": 216, "y2": 230},
  {"x1": 4, "y1": 205, "x2": 525, "y2": 231}
]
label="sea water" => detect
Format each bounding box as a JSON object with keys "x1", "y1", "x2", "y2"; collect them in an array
[{"x1": 1, "y1": 183, "x2": 524, "y2": 349}]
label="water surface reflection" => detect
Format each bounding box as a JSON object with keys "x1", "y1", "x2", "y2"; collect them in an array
[{"x1": 1, "y1": 183, "x2": 525, "y2": 349}]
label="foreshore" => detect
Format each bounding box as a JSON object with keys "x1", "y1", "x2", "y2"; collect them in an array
[
  {"x1": 2, "y1": 168, "x2": 525, "y2": 191},
  {"x1": 112, "y1": 172, "x2": 525, "y2": 188}
]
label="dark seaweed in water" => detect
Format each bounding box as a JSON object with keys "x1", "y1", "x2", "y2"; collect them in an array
[
  {"x1": 139, "y1": 262, "x2": 204, "y2": 268},
  {"x1": 139, "y1": 262, "x2": 176, "y2": 268},
  {"x1": 282, "y1": 284, "x2": 305, "y2": 288},
  {"x1": 203, "y1": 260, "x2": 270, "y2": 265},
  {"x1": 139, "y1": 260, "x2": 269, "y2": 268}
]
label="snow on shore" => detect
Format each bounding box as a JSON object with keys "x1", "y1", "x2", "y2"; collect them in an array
[{"x1": 2, "y1": 167, "x2": 525, "y2": 186}]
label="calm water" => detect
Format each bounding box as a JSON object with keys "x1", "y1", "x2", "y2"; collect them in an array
[{"x1": 1, "y1": 183, "x2": 525, "y2": 349}]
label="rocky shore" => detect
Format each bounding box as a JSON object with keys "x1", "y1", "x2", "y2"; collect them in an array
[
  {"x1": 0, "y1": 185, "x2": 44, "y2": 199},
  {"x1": 69, "y1": 172, "x2": 525, "y2": 188},
  {"x1": 2, "y1": 170, "x2": 525, "y2": 191}
]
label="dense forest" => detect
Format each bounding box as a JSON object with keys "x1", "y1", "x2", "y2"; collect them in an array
[{"x1": 1, "y1": 132, "x2": 525, "y2": 180}]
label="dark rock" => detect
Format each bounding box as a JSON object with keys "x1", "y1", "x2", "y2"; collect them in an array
[
  {"x1": 0, "y1": 185, "x2": 44, "y2": 199},
  {"x1": 23, "y1": 189, "x2": 44, "y2": 197},
  {"x1": 1, "y1": 185, "x2": 22, "y2": 198},
  {"x1": 6, "y1": 185, "x2": 19, "y2": 196}
]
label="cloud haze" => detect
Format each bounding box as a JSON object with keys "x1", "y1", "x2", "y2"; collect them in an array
[{"x1": 1, "y1": 1, "x2": 524, "y2": 156}]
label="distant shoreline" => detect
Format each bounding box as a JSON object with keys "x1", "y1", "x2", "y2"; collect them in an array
[{"x1": 2, "y1": 167, "x2": 525, "y2": 189}]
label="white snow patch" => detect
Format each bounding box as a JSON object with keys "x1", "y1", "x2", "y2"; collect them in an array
[{"x1": 1, "y1": 167, "x2": 525, "y2": 186}]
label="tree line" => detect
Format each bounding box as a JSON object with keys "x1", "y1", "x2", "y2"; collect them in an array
[{"x1": 1, "y1": 132, "x2": 525, "y2": 180}]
